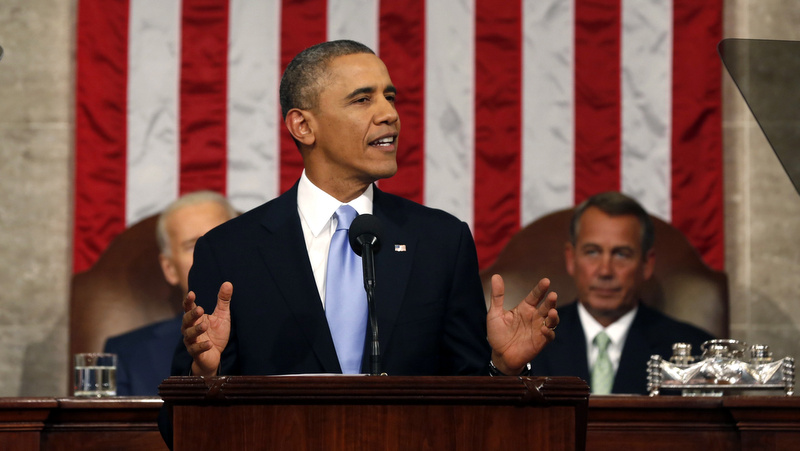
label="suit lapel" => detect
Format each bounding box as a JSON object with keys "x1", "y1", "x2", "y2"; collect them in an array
[
  {"x1": 371, "y1": 188, "x2": 416, "y2": 357},
  {"x1": 614, "y1": 306, "x2": 654, "y2": 394},
  {"x1": 553, "y1": 302, "x2": 592, "y2": 381},
  {"x1": 256, "y1": 184, "x2": 341, "y2": 373}
]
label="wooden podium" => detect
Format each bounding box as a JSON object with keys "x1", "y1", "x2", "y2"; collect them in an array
[{"x1": 160, "y1": 375, "x2": 589, "y2": 450}]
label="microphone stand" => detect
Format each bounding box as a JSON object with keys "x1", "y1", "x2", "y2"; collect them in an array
[
  {"x1": 350, "y1": 213, "x2": 385, "y2": 376},
  {"x1": 361, "y1": 240, "x2": 383, "y2": 376}
]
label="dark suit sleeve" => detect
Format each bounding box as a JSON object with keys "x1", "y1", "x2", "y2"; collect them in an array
[
  {"x1": 169, "y1": 234, "x2": 240, "y2": 376},
  {"x1": 439, "y1": 222, "x2": 491, "y2": 375}
]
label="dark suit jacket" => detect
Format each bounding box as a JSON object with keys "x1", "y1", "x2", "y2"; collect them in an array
[
  {"x1": 104, "y1": 315, "x2": 182, "y2": 396},
  {"x1": 530, "y1": 301, "x2": 714, "y2": 395},
  {"x1": 170, "y1": 183, "x2": 491, "y2": 377}
]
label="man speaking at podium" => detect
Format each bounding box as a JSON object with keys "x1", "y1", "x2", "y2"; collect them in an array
[{"x1": 171, "y1": 40, "x2": 559, "y2": 383}]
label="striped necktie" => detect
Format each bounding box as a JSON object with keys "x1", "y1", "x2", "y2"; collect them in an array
[{"x1": 591, "y1": 331, "x2": 614, "y2": 394}]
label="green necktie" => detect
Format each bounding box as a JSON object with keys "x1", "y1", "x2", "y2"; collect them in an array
[{"x1": 591, "y1": 331, "x2": 614, "y2": 394}]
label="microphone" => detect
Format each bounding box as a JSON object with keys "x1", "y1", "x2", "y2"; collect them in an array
[
  {"x1": 349, "y1": 214, "x2": 382, "y2": 290},
  {"x1": 348, "y1": 214, "x2": 384, "y2": 375}
]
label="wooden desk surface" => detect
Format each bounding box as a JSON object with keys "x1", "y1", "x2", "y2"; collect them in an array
[{"x1": 1, "y1": 394, "x2": 799, "y2": 450}]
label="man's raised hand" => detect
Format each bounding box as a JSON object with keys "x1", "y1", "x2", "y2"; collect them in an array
[
  {"x1": 181, "y1": 281, "x2": 233, "y2": 377},
  {"x1": 486, "y1": 275, "x2": 558, "y2": 374}
]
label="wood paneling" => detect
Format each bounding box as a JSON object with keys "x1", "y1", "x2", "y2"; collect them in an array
[
  {"x1": 2, "y1": 383, "x2": 799, "y2": 450},
  {"x1": 161, "y1": 376, "x2": 590, "y2": 451}
]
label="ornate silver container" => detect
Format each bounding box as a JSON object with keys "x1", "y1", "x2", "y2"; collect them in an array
[{"x1": 647, "y1": 339, "x2": 795, "y2": 396}]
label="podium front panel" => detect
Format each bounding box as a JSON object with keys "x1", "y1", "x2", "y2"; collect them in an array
[{"x1": 161, "y1": 375, "x2": 590, "y2": 451}]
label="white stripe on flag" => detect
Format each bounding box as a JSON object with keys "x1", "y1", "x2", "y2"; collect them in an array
[
  {"x1": 126, "y1": 0, "x2": 181, "y2": 225},
  {"x1": 621, "y1": 0, "x2": 672, "y2": 221},
  {"x1": 328, "y1": 0, "x2": 379, "y2": 51},
  {"x1": 73, "y1": 0, "x2": 724, "y2": 274},
  {"x1": 227, "y1": 0, "x2": 282, "y2": 213},
  {"x1": 424, "y1": 0, "x2": 475, "y2": 227},
  {"x1": 521, "y1": 0, "x2": 576, "y2": 226}
]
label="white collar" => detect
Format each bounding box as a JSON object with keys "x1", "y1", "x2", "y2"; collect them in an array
[
  {"x1": 578, "y1": 301, "x2": 638, "y2": 347},
  {"x1": 297, "y1": 170, "x2": 374, "y2": 237}
]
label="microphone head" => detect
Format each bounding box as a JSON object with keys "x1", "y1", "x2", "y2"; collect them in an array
[{"x1": 348, "y1": 214, "x2": 383, "y2": 256}]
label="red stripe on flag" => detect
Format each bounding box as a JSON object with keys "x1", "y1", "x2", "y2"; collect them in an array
[
  {"x1": 574, "y1": 0, "x2": 622, "y2": 203},
  {"x1": 179, "y1": 0, "x2": 230, "y2": 195},
  {"x1": 377, "y1": 1, "x2": 425, "y2": 204},
  {"x1": 474, "y1": 0, "x2": 523, "y2": 269},
  {"x1": 671, "y1": 0, "x2": 724, "y2": 270},
  {"x1": 278, "y1": 0, "x2": 327, "y2": 194},
  {"x1": 73, "y1": 0, "x2": 130, "y2": 274}
]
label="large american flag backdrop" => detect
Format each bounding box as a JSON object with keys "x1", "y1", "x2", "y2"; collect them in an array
[{"x1": 74, "y1": 0, "x2": 723, "y2": 274}]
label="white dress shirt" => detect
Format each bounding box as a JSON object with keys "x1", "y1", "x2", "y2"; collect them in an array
[
  {"x1": 578, "y1": 302, "x2": 638, "y2": 374},
  {"x1": 296, "y1": 170, "x2": 373, "y2": 308}
]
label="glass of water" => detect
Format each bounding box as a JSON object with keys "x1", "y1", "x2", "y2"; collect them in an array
[{"x1": 74, "y1": 353, "x2": 117, "y2": 397}]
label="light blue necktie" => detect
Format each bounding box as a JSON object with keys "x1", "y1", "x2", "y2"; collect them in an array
[
  {"x1": 591, "y1": 331, "x2": 614, "y2": 394},
  {"x1": 324, "y1": 205, "x2": 367, "y2": 374}
]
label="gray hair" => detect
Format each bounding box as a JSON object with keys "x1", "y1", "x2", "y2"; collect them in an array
[
  {"x1": 156, "y1": 190, "x2": 237, "y2": 256},
  {"x1": 569, "y1": 191, "x2": 655, "y2": 256}
]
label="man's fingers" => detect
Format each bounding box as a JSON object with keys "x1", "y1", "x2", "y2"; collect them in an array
[
  {"x1": 183, "y1": 282, "x2": 233, "y2": 326},
  {"x1": 182, "y1": 314, "x2": 207, "y2": 342},
  {"x1": 520, "y1": 278, "x2": 553, "y2": 309},
  {"x1": 539, "y1": 292, "x2": 559, "y2": 337},
  {"x1": 183, "y1": 299, "x2": 204, "y2": 320},
  {"x1": 542, "y1": 307, "x2": 559, "y2": 328},
  {"x1": 539, "y1": 326, "x2": 556, "y2": 343},
  {"x1": 538, "y1": 291, "x2": 558, "y2": 312},
  {"x1": 530, "y1": 278, "x2": 551, "y2": 303},
  {"x1": 215, "y1": 281, "x2": 233, "y2": 314},
  {"x1": 185, "y1": 340, "x2": 213, "y2": 357},
  {"x1": 489, "y1": 274, "x2": 505, "y2": 312},
  {"x1": 182, "y1": 291, "x2": 197, "y2": 313},
  {"x1": 181, "y1": 304, "x2": 204, "y2": 330}
]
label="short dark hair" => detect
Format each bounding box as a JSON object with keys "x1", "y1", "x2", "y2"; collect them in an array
[
  {"x1": 279, "y1": 40, "x2": 376, "y2": 119},
  {"x1": 569, "y1": 191, "x2": 655, "y2": 256}
]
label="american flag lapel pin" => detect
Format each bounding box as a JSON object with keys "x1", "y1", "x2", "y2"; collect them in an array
[{"x1": 394, "y1": 244, "x2": 406, "y2": 252}]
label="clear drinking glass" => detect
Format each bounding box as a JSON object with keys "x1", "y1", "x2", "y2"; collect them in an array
[{"x1": 73, "y1": 353, "x2": 117, "y2": 397}]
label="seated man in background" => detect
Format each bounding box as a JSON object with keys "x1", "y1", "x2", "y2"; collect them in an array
[
  {"x1": 104, "y1": 190, "x2": 237, "y2": 395},
  {"x1": 530, "y1": 191, "x2": 714, "y2": 395}
]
